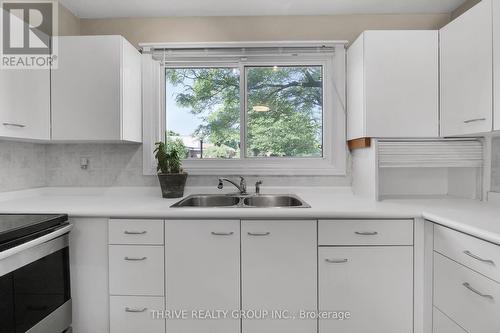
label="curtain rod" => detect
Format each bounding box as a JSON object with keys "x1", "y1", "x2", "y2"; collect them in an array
[{"x1": 139, "y1": 40, "x2": 348, "y2": 51}]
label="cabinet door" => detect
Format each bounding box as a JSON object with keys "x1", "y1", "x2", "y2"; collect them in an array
[
  {"x1": 347, "y1": 34, "x2": 365, "y2": 140},
  {"x1": 0, "y1": 68, "x2": 50, "y2": 140},
  {"x1": 51, "y1": 36, "x2": 122, "y2": 141},
  {"x1": 165, "y1": 220, "x2": 240, "y2": 333},
  {"x1": 69, "y1": 218, "x2": 109, "y2": 333},
  {"x1": 319, "y1": 246, "x2": 413, "y2": 333},
  {"x1": 241, "y1": 220, "x2": 317, "y2": 333},
  {"x1": 440, "y1": 0, "x2": 493, "y2": 136},
  {"x1": 121, "y1": 40, "x2": 142, "y2": 142},
  {"x1": 364, "y1": 31, "x2": 439, "y2": 138},
  {"x1": 494, "y1": 0, "x2": 500, "y2": 131}
]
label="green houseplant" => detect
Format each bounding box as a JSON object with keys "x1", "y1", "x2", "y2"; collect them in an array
[{"x1": 154, "y1": 140, "x2": 188, "y2": 198}]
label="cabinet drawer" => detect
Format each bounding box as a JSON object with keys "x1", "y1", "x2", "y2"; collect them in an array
[
  {"x1": 109, "y1": 245, "x2": 164, "y2": 296},
  {"x1": 110, "y1": 296, "x2": 165, "y2": 333},
  {"x1": 109, "y1": 219, "x2": 164, "y2": 245},
  {"x1": 433, "y1": 307, "x2": 467, "y2": 333},
  {"x1": 434, "y1": 252, "x2": 500, "y2": 333},
  {"x1": 318, "y1": 220, "x2": 413, "y2": 246},
  {"x1": 434, "y1": 224, "x2": 500, "y2": 283}
]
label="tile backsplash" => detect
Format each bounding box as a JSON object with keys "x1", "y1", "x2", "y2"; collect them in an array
[
  {"x1": 0, "y1": 141, "x2": 46, "y2": 192},
  {"x1": 45, "y1": 144, "x2": 157, "y2": 187},
  {"x1": 492, "y1": 137, "x2": 500, "y2": 193},
  {"x1": 0, "y1": 142, "x2": 351, "y2": 192}
]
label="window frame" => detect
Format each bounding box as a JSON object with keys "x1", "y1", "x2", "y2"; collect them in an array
[{"x1": 146, "y1": 46, "x2": 347, "y2": 176}]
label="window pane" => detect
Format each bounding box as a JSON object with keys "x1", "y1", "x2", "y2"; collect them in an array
[
  {"x1": 166, "y1": 68, "x2": 240, "y2": 159},
  {"x1": 246, "y1": 66, "x2": 323, "y2": 158}
]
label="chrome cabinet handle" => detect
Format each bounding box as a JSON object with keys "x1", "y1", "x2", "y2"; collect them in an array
[
  {"x1": 463, "y1": 251, "x2": 495, "y2": 265},
  {"x1": 464, "y1": 118, "x2": 486, "y2": 124},
  {"x1": 463, "y1": 282, "x2": 494, "y2": 300},
  {"x1": 124, "y1": 256, "x2": 147, "y2": 261},
  {"x1": 124, "y1": 230, "x2": 147, "y2": 235},
  {"x1": 355, "y1": 231, "x2": 378, "y2": 236},
  {"x1": 325, "y1": 258, "x2": 348, "y2": 263},
  {"x1": 3, "y1": 122, "x2": 26, "y2": 128},
  {"x1": 247, "y1": 232, "x2": 271, "y2": 236},
  {"x1": 125, "y1": 307, "x2": 147, "y2": 313},
  {"x1": 211, "y1": 231, "x2": 234, "y2": 236}
]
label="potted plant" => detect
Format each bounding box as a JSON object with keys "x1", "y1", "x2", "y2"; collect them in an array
[{"x1": 154, "y1": 140, "x2": 188, "y2": 198}]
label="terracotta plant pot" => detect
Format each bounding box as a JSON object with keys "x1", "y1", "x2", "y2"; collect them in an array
[{"x1": 158, "y1": 173, "x2": 188, "y2": 198}]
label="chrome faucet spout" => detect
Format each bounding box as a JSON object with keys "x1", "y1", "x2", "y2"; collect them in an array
[{"x1": 217, "y1": 177, "x2": 248, "y2": 195}]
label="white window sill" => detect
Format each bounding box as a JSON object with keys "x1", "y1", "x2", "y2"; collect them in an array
[{"x1": 144, "y1": 158, "x2": 347, "y2": 176}]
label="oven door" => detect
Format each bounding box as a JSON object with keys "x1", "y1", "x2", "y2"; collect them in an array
[{"x1": 0, "y1": 226, "x2": 72, "y2": 333}]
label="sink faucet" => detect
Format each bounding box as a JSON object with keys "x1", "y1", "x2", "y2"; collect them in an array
[
  {"x1": 218, "y1": 176, "x2": 247, "y2": 195},
  {"x1": 255, "y1": 180, "x2": 263, "y2": 194}
]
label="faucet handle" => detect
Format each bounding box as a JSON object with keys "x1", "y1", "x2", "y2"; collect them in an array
[
  {"x1": 255, "y1": 180, "x2": 263, "y2": 194},
  {"x1": 239, "y1": 176, "x2": 247, "y2": 194}
]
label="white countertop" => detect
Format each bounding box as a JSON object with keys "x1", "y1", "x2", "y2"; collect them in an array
[{"x1": 0, "y1": 186, "x2": 498, "y2": 245}]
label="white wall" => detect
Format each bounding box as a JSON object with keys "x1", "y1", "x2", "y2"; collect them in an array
[{"x1": 80, "y1": 14, "x2": 450, "y2": 48}]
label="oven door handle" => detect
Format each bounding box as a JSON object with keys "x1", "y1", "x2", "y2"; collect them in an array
[{"x1": 0, "y1": 224, "x2": 73, "y2": 261}]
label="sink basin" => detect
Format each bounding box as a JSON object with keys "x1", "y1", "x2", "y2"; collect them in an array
[
  {"x1": 170, "y1": 195, "x2": 240, "y2": 207},
  {"x1": 243, "y1": 195, "x2": 309, "y2": 208},
  {"x1": 171, "y1": 194, "x2": 310, "y2": 208}
]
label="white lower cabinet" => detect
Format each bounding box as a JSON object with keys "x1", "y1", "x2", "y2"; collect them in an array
[
  {"x1": 108, "y1": 219, "x2": 165, "y2": 333},
  {"x1": 165, "y1": 220, "x2": 241, "y2": 333},
  {"x1": 433, "y1": 307, "x2": 467, "y2": 333},
  {"x1": 108, "y1": 245, "x2": 164, "y2": 296},
  {"x1": 110, "y1": 296, "x2": 165, "y2": 333},
  {"x1": 69, "y1": 218, "x2": 110, "y2": 333},
  {"x1": 97, "y1": 218, "x2": 417, "y2": 333},
  {"x1": 241, "y1": 220, "x2": 317, "y2": 333},
  {"x1": 434, "y1": 252, "x2": 500, "y2": 333},
  {"x1": 319, "y1": 246, "x2": 414, "y2": 333},
  {"x1": 432, "y1": 222, "x2": 500, "y2": 333}
]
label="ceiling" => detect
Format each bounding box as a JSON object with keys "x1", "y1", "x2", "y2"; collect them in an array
[{"x1": 60, "y1": 0, "x2": 469, "y2": 19}]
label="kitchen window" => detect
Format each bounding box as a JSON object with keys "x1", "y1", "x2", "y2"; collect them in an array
[
  {"x1": 166, "y1": 65, "x2": 323, "y2": 159},
  {"x1": 143, "y1": 42, "x2": 347, "y2": 175}
]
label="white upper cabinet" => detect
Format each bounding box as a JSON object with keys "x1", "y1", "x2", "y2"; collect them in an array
[
  {"x1": 440, "y1": 0, "x2": 493, "y2": 136},
  {"x1": 347, "y1": 30, "x2": 439, "y2": 140},
  {"x1": 494, "y1": 0, "x2": 500, "y2": 131},
  {"x1": 0, "y1": 68, "x2": 50, "y2": 140},
  {"x1": 51, "y1": 36, "x2": 142, "y2": 142}
]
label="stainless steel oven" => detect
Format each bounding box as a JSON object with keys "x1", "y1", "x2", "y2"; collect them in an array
[{"x1": 0, "y1": 214, "x2": 72, "y2": 333}]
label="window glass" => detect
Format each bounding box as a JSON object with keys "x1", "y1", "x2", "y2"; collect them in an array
[
  {"x1": 166, "y1": 68, "x2": 241, "y2": 159},
  {"x1": 165, "y1": 65, "x2": 324, "y2": 160},
  {"x1": 246, "y1": 65, "x2": 323, "y2": 158}
]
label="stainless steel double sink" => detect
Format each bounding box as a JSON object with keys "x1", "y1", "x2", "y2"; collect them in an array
[{"x1": 171, "y1": 194, "x2": 311, "y2": 208}]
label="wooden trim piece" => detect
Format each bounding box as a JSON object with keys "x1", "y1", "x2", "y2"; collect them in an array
[{"x1": 348, "y1": 138, "x2": 371, "y2": 151}]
